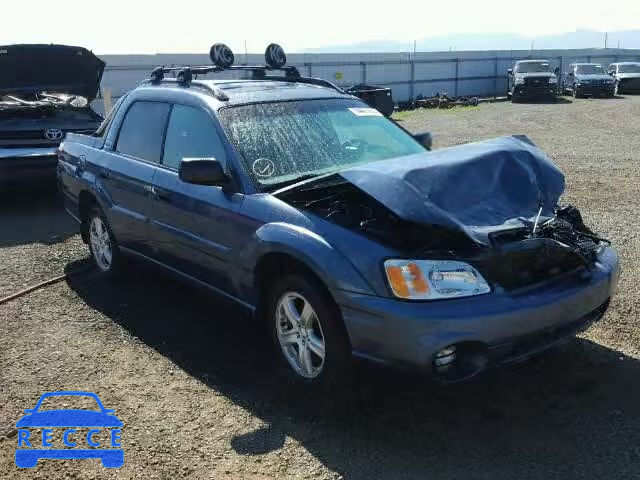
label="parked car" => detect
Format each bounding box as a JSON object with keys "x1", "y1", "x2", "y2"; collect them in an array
[
  {"x1": 507, "y1": 60, "x2": 558, "y2": 102},
  {"x1": 0, "y1": 44, "x2": 104, "y2": 191},
  {"x1": 59, "y1": 45, "x2": 619, "y2": 386},
  {"x1": 608, "y1": 62, "x2": 640, "y2": 94},
  {"x1": 562, "y1": 63, "x2": 615, "y2": 98}
]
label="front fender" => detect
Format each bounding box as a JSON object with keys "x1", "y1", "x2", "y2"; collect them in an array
[{"x1": 236, "y1": 222, "x2": 377, "y2": 303}]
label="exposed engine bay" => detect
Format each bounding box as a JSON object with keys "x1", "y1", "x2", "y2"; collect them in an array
[
  {"x1": 276, "y1": 143, "x2": 609, "y2": 292},
  {"x1": 0, "y1": 93, "x2": 92, "y2": 117}
]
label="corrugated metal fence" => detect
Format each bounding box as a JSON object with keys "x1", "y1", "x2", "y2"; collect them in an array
[{"x1": 93, "y1": 48, "x2": 640, "y2": 114}]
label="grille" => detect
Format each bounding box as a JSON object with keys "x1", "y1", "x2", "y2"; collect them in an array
[
  {"x1": 0, "y1": 130, "x2": 46, "y2": 140},
  {"x1": 524, "y1": 78, "x2": 548, "y2": 87}
]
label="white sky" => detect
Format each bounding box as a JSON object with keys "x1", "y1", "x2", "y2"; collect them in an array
[{"x1": 3, "y1": 0, "x2": 640, "y2": 54}]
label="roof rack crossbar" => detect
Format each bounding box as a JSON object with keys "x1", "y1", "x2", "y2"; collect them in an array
[{"x1": 148, "y1": 64, "x2": 345, "y2": 96}]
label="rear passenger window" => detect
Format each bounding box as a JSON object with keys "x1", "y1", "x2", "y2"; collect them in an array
[
  {"x1": 116, "y1": 101, "x2": 170, "y2": 163},
  {"x1": 162, "y1": 104, "x2": 226, "y2": 170}
]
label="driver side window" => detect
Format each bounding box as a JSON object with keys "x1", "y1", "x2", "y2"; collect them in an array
[{"x1": 162, "y1": 105, "x2": 227, "y2": 170}]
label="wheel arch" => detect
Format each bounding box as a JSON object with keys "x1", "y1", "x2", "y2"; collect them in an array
[{"x1": 78, "y1": 189, "x2": 99, "y2": 243}]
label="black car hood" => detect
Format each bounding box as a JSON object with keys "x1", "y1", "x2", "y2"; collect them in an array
[
  {"x1": 337, "y1": 136, "x2": 565, "y2": 245},
  {"x1": 0, "y1": 44, "x2": 105, "y2": 100},
  {"x1": 576, "y1": 74, "x2": 611, "y2": 81}
]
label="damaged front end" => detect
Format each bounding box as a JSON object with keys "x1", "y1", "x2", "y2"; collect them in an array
[{"x1": 276, "y1": 136, "x2": 610, "y2": 293}]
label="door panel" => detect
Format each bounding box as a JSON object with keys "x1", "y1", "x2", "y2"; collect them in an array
[
  {"x1": 100, "y1": 100, "x2": 170, "y2": 255},
  {"x1": 151, "y1": 168, "x2": 245, "y2": 293},
  {"x1": 98, "y1": 150, "x2": 158, "y2": 255}
]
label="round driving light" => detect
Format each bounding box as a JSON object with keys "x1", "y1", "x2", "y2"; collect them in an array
[
  {"x1": 433, "y1": 346, "x2": 456, "y2": 370},
  {"x1": 210, "y1": 43, "x2": 235, "y2": 68},
  {"x1": 265, "y1": 43, "x2": 286, "y2": 68}
]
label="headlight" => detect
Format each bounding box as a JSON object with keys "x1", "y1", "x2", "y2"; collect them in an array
[
  {"x1": 514, "y1": 77, "x2": 525, "y2": 85},
  {"x1": 384, "y1": 259, "x2": 490, "y2": 300},
  {"x1": 549, "y1": 77, "x2": 558, "y2": 84}
]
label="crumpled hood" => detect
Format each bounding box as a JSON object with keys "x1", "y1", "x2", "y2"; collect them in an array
[
  {"x1": 0, "y1": 44, "x2": 105, "y2": 100},
  {"x1": 338, "y1": 136, "x2": 565, "y2": 245}
]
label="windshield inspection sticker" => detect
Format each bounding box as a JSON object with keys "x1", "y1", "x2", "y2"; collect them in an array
[
  {"x1": 348, "y1": 107, "x2": 383, "y2": 117},
  {"x1": 15, "y1": 391, "x2": 123, "y2": 468},
  {"x1": 252, "y1": 158, "x2": 276, "y2": 178}
]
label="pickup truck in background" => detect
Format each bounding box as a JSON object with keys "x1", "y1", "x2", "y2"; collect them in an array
[{"x1": 0, "y1": 44, "x2": 104, "y2": 191}]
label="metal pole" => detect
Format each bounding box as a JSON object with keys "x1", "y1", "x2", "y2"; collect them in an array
[
  {"x1": 409, "y1": 59, "x2": 415, "y2": 100},
  {"x1": 493, "y1": 57, "x2": 498, "y2": 99},
  {"x1": 454, "y1": 58, "x2": 459, "y2": 97},
  {"x1": 361, "y1": 62, "x2": 367, "y2": 84}
]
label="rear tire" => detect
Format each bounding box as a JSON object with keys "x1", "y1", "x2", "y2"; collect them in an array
[
  {"x1": 87, "y1": 205, "x2": 122, "y2": 275},
  {"x1": 267, "y1": 273, "x2": 351, "y2": 387},
  {"x1": 572, "y1": 84, "x2": 580, "y2": 98}
]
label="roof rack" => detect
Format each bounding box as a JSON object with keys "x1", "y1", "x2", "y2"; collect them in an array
[{"x1": 145, "y1": 43, "x2": 346, "y2": 98}]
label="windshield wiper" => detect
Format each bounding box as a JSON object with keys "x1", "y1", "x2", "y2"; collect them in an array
[{"x1": 263, "y1": 174, "x2": 324, "y2": 192}]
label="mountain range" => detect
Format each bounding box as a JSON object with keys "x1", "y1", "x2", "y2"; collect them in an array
[{"x1": 301, "y1": 30, "x2": 640, "y2": 53}]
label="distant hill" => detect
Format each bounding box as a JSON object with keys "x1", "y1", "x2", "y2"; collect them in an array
[{"x1": 301, "y1": 30, "x2": 640, "y2": 53}]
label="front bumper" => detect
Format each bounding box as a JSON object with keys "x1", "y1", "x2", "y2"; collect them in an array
[
  {"x1": 618, "y1": 78, "x2": 640, "y2": 92},
  {"x1": 513, "y1": 84, "x2": 557, "y2": 98},
  {"x1": 0, "y1": 147, "x2": 58, "y2": 190},
  {"x1": 335, "y1": 246, "x2": 620, "y2": 379},
  {"x1": 576, "y1": 83, "x2": 615, "y2": 96}
]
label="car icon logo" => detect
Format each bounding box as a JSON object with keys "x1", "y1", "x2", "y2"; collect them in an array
[
  {"x1": 15, "y1": 391, "x2": 123, "y2": 468},
  {"x1": 44, "y1": 128, "x2": 64, "y2": 140}
]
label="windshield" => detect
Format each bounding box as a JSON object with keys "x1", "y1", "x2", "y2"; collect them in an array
[
  {"x1": 219, "y1": 99, "x2": 426, "y2": 189},
  {"x1": 515, "y1": 62, "x2": 550, "y2": 73},
  {"x1": 619, "y1": 64, "x2": 640, "y2": 73},
  {"x1": 576, "y1": 65, "x2": 607, "y2": 75}
]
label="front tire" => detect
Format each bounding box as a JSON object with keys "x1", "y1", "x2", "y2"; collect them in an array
[
  {"x1": 267, "y1": 274, "x2": 351, "y2": 386},
  {"x1": 87, "y1": 205, "x2": 121, "y2": 274}
]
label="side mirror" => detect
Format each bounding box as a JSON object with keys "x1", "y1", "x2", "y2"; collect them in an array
[
  {"x1": 507, "y1": 68, "x2": 513, "y2": 75},
  {"x1": 413, "y1": 131, "x2": 433, "y2": 150},
  {"x1": 179, "y1": 158, "x2": 228, "y2": 186}
]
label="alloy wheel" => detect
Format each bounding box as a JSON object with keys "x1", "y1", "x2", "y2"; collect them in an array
[
  {"x1": 275, "y1": 291, "x2": 326, "y2": 379},
  {"x1": 89, "y1": 216, "x2": 113, "y2": 272}
]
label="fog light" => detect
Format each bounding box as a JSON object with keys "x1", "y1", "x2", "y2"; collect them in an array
[{"x1": 433, "y1": 346, "x2": 456, "y2": 370}]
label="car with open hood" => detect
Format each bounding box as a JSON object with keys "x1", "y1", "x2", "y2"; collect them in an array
[
  {"x1": 58, "y1": 44, "x2": 620, "y2": 386},
  {"x1": 0, "y1": 44, "x2": 104, "y2": 191},
  {"x1": 608, "y1": 62, "x2": 640, "y2": 94},
  {"x1": 562, "y1": 63, "x2": 615, "y2": 98}
]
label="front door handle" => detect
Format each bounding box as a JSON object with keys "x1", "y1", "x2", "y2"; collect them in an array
[
  {"x1": 99, "y1": 168, "x2": 110, "y2": 179},
  {"x1": 143, "y1": 185, "x2": 156, "y2": 197}
]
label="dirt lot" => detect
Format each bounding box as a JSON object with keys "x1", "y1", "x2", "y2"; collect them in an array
[{"x1": 1, "y1": 95, "x2": 639, "y2": 480}]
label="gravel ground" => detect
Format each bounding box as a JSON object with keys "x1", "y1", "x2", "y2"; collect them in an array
[{"x1": 1, "y1": 95, "x2": 639, "y2": 480}]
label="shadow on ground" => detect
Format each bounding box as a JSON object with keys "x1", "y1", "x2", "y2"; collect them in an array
[
  {"x1": 0, "y1": 191, "x2": 77, "y2": 247},
  {"x1": 66, "y1": 259, "x2": 640, "y2": 480}
]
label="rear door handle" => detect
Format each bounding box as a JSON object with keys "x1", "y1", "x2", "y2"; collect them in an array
[
  {"x1": 143, "y1": 185, "x2": 156, "y2": 196},
  {"x1": 157, "y1": 191, "x2": 172, "y2": 203}
]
